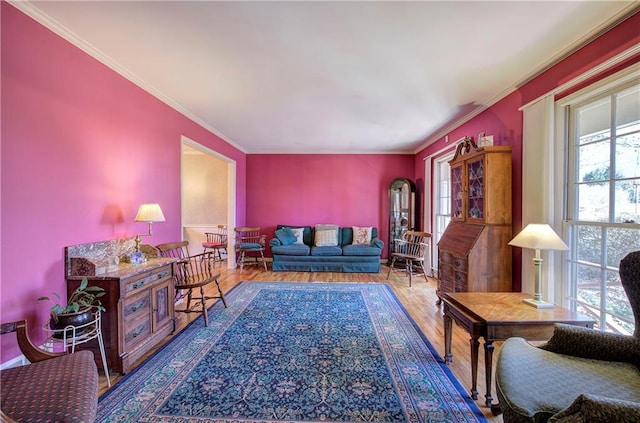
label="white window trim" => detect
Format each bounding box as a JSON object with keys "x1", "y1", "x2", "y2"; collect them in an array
[
  {"x1": 518, "y1": 46, "x2": 639, "y2": 306},
  {"x1": 554, "y1": 62, "x2": 640, "y2": 305},
  {"x1": 424, "y1": 144, "x2": 456, "y2": 275}
]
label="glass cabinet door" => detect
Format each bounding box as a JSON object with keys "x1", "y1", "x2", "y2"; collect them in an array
[
  {"x1": 451, "y1": 163, "x2": 464, "y2": 221},
  {"x1": 466, "y1": 157, "x2": 485, "y2": 221},
  {"x1": 389, "y1": 178, "x2": 416, "y2": 258}
]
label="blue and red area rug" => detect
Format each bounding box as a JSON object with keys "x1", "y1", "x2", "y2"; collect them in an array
[{"x1": 98, "y1": 282, "x2": 485, "y2": 422}]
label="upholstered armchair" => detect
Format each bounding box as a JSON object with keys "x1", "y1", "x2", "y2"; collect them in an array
[
  {"x1": 496, "y1": 250, "x2": 640, "y2": 422},
  {"x1": 0, "y1": 320, "x2": 99, "y2": 422}
]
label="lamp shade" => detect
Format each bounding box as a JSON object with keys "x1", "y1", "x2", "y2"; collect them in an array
[
  {"x1": 508, "y1": 224, "x2": 568, "y2": 251},
  {"x1": 134, "y1": 203, "x2": 166, "y2": 223}
]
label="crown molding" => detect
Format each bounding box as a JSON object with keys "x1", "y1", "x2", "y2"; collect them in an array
[
  {"x1": 8, "y1": 0, "x2": 247, "y2": 154},
  {"x1": 413, "y1": 3, "x2": 640, "y2": 155}
]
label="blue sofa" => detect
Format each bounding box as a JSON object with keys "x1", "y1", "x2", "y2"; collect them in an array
[{"x1": 269, "y1": 225, "x2": 384, "y2": 272}]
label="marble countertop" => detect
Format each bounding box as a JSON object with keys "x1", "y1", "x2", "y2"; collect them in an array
[{"x1": 67, "y1": 257, "x2": 176, "y2": 280}]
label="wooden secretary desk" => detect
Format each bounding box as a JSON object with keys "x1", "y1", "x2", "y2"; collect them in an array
[{"x1": 436, "y1": 137, "x2": 513, "y2": 303}]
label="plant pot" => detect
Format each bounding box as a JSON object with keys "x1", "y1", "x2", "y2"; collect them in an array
[{"x1": 50, "y1": 308, "x2": 92, "y2": 339}]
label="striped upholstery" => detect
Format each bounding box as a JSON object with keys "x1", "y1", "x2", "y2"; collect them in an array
[{"x1": 1, "y1": 350, "x2": 98, "y2": 422}]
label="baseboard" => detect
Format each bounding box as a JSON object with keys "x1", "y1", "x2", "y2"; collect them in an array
[{"x1": 0, "y1": 354, "x2": 27, "y2": 370}]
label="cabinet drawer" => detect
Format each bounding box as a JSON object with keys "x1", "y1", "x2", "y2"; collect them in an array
[
  {"x1": 438, "y1": 264, "x2": 452, "y2": 281},
  {"x1": 454, "y1": 271, "x2": 467, "y2": 292},
  {"x1": 123, "y1": 291, "x2": 151, "y2": 325},
  {"x1": 453, "y1": 257, "x2": 467, "y2": 271},
  {"x1": 439, "y1": 251, "x2": 453, "y2": 265},
  {"x1": 439, "y1": 278, "x2": 453, "y2": 292},
  {"x1": 124, "y1": 317, "x2": 151, "y2": 350},
  {"x1": 124, "y1": 266, "x2": 172, "y2": 296},
  {"x1": 454, "y1": 271, "x2": 467, "y2": 285}
]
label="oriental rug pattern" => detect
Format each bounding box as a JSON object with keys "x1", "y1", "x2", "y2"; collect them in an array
[{"x1": 97, "y1": 282, "x2": 485, "y2": 422}]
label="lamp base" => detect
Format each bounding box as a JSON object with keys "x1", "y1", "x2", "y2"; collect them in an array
[{"x1": 522, "y1": 297, "x2": 555, "y2": 309}]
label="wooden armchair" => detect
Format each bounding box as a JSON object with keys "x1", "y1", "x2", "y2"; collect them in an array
[
  {"x1": 1, "y1": 320, "x2": 98, "y2": 422},
  {"x1": 203, "y1": 224, "x2": 228, "y2": 262},
  {"x1": 157, "y1": 241, "x2": 227, "y2": 327},
  {"x1": 386, "y1": 230, "x2": 432, "y2": 286},
  {"x1": 234, "y1": 227, "x2": 267, "y2": 272}
]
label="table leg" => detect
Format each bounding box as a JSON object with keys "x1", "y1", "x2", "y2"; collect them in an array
[
  {"x1": 470, "y1": 336, "x2": 479, "y2": 400},
  {"x1": 484, "y1": 340, "x2": 495, "y2": 407},
  {"x1": 443, "y1": 313, "x2": 453, "y2": 364}
]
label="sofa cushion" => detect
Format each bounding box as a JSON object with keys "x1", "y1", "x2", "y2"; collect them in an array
[
  {"x1": 342, "y1": 244, "x2": 382, "y2": 256},
  {"x1": 352, "y1": 226, "x2": 373, "y2": 245},
  {"x1": 314, "y1": 230, "x2": 338, "y2": 247},
  {"x1": 275, "y1": 227, "x2": 297, "y2": 246},
  {"x1": 341, "y1": 227, "x2": 379, "y2": 246},
  {"x1": 291, "y1": 228, "x2": 305, "y2": 244},
  {"x1": 311, "y1": 246, "x2": 343, "y2": 256},
  {"x1": 271, "y1": 244, "x2": 311, "y2": 256},
  {"x1": 276, "y1": 225, "x2": 312, "y2": 245}
]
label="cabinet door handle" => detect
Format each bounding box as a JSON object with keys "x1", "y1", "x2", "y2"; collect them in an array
[{"x1": 133, "y1": 281, "x2": 144, "y2": 289}]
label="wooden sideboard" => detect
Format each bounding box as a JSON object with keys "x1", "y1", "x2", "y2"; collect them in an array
[{"x1": 65, "y1": 240, "x2": 175, "y2": 374}]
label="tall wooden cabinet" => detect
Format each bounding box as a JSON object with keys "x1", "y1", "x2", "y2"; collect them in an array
[{"x1": 436, "y1": 137, "x2": 513, "y2": 302}]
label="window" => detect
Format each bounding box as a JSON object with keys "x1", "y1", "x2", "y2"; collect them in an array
[
  {"x1": 566, "y1": 80, "x2": 640, "y2": 335},
  {"x1": 432, "y1": 153, "x2": 453, "y2": 273}
]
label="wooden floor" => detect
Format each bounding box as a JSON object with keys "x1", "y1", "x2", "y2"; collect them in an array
[{"x1": 98, "y1": 264, "x2": 503, "y2": 422}]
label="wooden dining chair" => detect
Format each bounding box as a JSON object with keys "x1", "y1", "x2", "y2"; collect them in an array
[
  {"x1": 202, "y1": 225, "x2": 227, "y2": 262},
  {"x1": 386, "y1": 231, "x2": 432, "y2": 286},
  {"x1": 234, "y1": 227, "x2": 267, "y2": 272},
  {"x1": 156, "y1": 241, "x2": 227, "y2": 327}
]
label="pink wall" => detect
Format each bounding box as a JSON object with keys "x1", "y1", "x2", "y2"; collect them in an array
[
  {"x1": 414, "y1": 11, "x2": 640, "y2": 292},
  {"x1": 2, "y1": 3, "x2": 638, "y2": 364},
  {"x1": 1, "y1": 3, "x2": 246, "y2": 361},
  {"x1": 246, "y1": 154, "x2": 415, "y2": 257}
]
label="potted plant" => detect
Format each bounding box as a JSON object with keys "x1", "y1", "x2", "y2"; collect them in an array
[{"x1": 38, "y1": 278, "x2": 106, "y2": 338}]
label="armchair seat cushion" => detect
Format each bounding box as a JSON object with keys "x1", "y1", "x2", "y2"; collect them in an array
[
  {"x1": 1, "y1": 350, "x2": 98, "y2": 422},
  {"x1": 496, "y1": 337, "x2": 640, "y2": 423}
]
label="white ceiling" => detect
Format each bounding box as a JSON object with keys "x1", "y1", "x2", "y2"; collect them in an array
[{"x1": 15, "y1": 1, "x2": 639, "y2": 154}]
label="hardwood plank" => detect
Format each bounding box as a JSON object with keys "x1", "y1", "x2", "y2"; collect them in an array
[{"x1": 97, "y1": 264, "x2": 503, "y2": 422}]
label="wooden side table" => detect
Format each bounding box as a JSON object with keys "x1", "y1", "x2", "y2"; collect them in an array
[{"x1": 441, "y1": 292, "x2": 594, "y2": 413}]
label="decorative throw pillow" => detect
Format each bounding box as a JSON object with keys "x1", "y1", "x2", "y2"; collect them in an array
[
  {"x1": 315, "y1": 229, "x2": 338, "y2": 247},
  {"x1": 275, "y1": 227, "x2": 297, "y2": 246},
  {"x1": 353, "y1": 226, "x2": 372, "y2": 245},
  {"x1": 290, "y1": 227, "x2": 305, "y2": 245}
]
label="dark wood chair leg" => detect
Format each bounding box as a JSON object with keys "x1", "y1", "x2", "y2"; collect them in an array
[
  {"x1": 386, "y1": 257, "x2": 396, "y2": 279},
  {"x1": 200, "y1": 286, "x2": 209, "y2": 327}
]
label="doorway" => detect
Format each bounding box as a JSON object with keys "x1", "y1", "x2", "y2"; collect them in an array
[{"x1": 181, "y1": 136, "x2": 236, "y2": 269}]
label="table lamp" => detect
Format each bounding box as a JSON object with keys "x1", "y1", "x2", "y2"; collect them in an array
[
  {"x1": 508, "y1": 223, "x2": 569, "y2": 308},
  {"x1": 134, "y1": 203, "x2": 166, "y2": 252}
]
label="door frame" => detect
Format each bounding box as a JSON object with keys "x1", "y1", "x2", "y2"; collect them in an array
[{"x1": 181, "y1": 136, "x2": 237, "y2": 269}]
